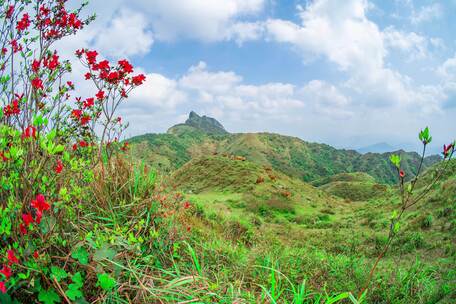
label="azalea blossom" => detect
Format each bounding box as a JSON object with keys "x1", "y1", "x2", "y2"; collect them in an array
[{"x1": 7, "y1": 250, "x2": 19, "y2": 265}]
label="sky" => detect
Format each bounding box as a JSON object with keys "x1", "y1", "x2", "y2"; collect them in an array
[{"x1": 62, "y1": 0, "x2": 456, "y2": 152}]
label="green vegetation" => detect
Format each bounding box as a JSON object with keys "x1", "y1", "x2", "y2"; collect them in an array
[{"x1": 130, "y1": 113, "x2": 441, "y2": 185}]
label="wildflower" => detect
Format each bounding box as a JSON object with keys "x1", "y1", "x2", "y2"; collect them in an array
[
  {"x1": 16, "y1": 13, "x2": 30, "y2": 32},
  {"x1": 22, "y1": 213, "x2": 34, "y2": 226},
  {"x1": 6, "y1": 5, "x2": 14, "y2": 18},
  {"x1": 83, "y1": 98, "x2": 94, "y2": 108},
  {"x1": 75, "y1": 49, "x2": 85, "y2": 57},
  {"x1": 22, "y1": 126, "x2": 37, "y2": 140},
  {"x1": 33, "y1": 251, "x2": 39, "y2": 259},
  {"x1": 0, "y1": 281, "x2": 6, "y2": 294},
  {"x1": 11, "y1": 39, "x2": 22, "y2": 53},
  {"x1": 80, "y1": 115, "x2": 91, "y2": 125},
  {"x1": 132, "y1": 74, "x2": 146, "y2": 86},
  {"x1": 183, "y1": 201, "x2": 191, "y2": 209},
  {"x1": 443, "y1": 144, "x2": 453, "y2": 158},
  {"x1": 72, "y1": 109, "x2": 82, "y2": 119},
  {"x1": 96, "y1": 90, "x2": 105, "y2": 100},
  {"x1": 96, "y1": 60, "x2": 110, "y2": 70},
  {"x1": 85, "y1": 50, "x2": 98, "y2": 65},
  {"x1": 0, "y1": 265, "x2": 11, "y2": 279},
  {"x1": 399, "y1": 170, "x2": 405, "y2": 178},
  {"x1": 31, "y1": 78, "x2": 44, "y2": 90},
  {"x1": 32, "y1": 59, "x2": 41, "y2": 72},
  {"x1": 118, "y1": 59, "x2": 133, "y2": 74},
  {"x1": 19, "y1": 223, "x2": 28, "y2": 235},
  {"x1": 55, "y1": 159, "x2": 63, "y2": 174},
  {"x1": 7, "y1": 250, "x2": 19, "y2": 265},
  {"x1": 31, "y1": 194, "x2": 50, "y2": 212}
]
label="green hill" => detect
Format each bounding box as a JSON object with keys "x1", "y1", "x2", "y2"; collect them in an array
[
  {"x1": 129, "y1": 112, "x2": 441, "y2": 184},
  {"x1": 313, "y1": 172, "x2": 390, "y2": 201}
]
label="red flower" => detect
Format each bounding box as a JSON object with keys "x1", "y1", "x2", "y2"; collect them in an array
[
  {"x1": 75, "y1": 49, "x2": 85, "y2": 57},
  {"x1": 96, "y1": 60, "x2": 110, "y2": 70},
  {"x1": 72, "y1": 109, "x2": 82, "y2": 119},
  {"x1": 4, "y1": 100, "x2": 21, "y2": 116},
  {"x1": 19, "y1": 223, "x2": 28, "y2": 235},
  {"x1": 67, "y1": 81, "x2": 74, "y2": 89},
  {"x1": 443, "y1": 144, "x2": 453, "y2": 158},
  {"x1": 31, "y1": 78, "x2": 44, "y2": 90},
  {"x1": 22, "y1": 213, "x2": 34, "y2": 227},
  {"x1": 79, "y1": 140, "x2": 88, "y2": 148},
  {"x1": 80, "y1": 115, "x2": 91, "y2": 125},
  {"x1": 72, "y1": 143, "x2": 78, "y2": 151},
  {"x1": 10, "y1": 39, "x2": 22, "y2": 53},
  {"x1": 121, "y1": 142, "x2": 129, "y2": 151},
  {"x1": 183, "y1": 201, "x2": 191, "y2": 209},
  {"x1": 117, "y1": 117, "x2": 122, "y2": 123},
  {"x1": 32, "y1": 59, "x2": 41, "y2": 73},
  {"x1": 35, "y1": 209, "x2": 43, "y2": 224},
  {"x1": 96, "y1": 90, "x2": 105, "y2": 100},
  {"x1": 132, "y1": 74, "x2": 146, "y2": 86},
  {"x1": 0, "y1": 281, "x2": 6, "y2": 294},
  {"x1": 45, "y1": 53, "x2": 60, "y2": 70},
  {"x1": 118, "y1": 59, "x2": 133, "y2": 74},
  {"x1": 55, "y1": 159, "x2": 63, "y2": 174},
  {"x1": 7, "y1": 250, "x2": 19, "y2": 265},
  {"x1": 22, "y1": 126, "x2": 37, "y2": 140},
  {"x1": 33, "y1": 251, "x2": 39, "y2": 259},
  {"x1": 16, "y1": 13, "x2": 31, "y2": 32},
  {"x1": 107, "y1": 71, "x2": 120, "y2": 83},
  {"x1": 85, "y1": 50, "x2": 98, "y2": 65},
  {"x1": 31, "y1": 194, "x2": 50, "y2": 213},
  {"x1": 6, "y1": 5, "x2": 14, "y2": 18},
  {"x1": 83, "y1": 98, "x2": 94, "y2": 108},
  {"x1": 120, "y1": 88, "x2": 128, "y2": 98},
  {"x1": 399, "y1": 170, "x2": 405, "y2": 178},
  {"x1": 0, "y1": 152, "x2": 9, "y2": 162},
  {"x1": 0, "y1": 265, "x2": 11, "y2": 279},
  {"x1": 84, "y1": 72, "x2": 92, "y2": 80}
]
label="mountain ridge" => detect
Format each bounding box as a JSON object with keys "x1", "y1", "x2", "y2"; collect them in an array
[{"x1": 129, "y1": 112, "x2": 441, "y2": 185}]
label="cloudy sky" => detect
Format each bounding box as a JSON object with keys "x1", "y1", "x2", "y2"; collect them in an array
[{"x1": 63, "y1": 0, "x2": 456, "y2": 152}]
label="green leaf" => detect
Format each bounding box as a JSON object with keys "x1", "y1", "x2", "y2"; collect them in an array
[
  {"x1": 38, "y1": 289, "x2": 61, "y2": 304},
  {"x1": 51, "y1": 266, "x2": 68, "y2": 282},
  {"x1": 65, "y1": 286, "x2": 83, "y2": 301},
  {"x1": 96, "y1": 273, "x2": 116, "y2": 291},
  {"x1": 393, "y1": 222, "x2": 400, "y2": 234},
  {"x1": 389, "y1": 154, "x2": 401, "y2": 168},
  {"x1": 72, "y1": 246, "x2": 89, "y2": 265},
  {"x1": 71, "y1": 272, "x2": 84, "y2": 288}
]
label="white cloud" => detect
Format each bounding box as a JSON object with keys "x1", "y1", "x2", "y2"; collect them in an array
[
  {"x1": 264, "y1": 0, "x2": 443, "y2": 111},
  {"x1": 411, "y1": 3, "x2": 443, "y2": 24},
  {"x1": 383, "y1": 27, "x2": 429, "y2": 60},
  {"x1": 92, "y1": 9, "x2": 153, "y2": 58},
  {"x1": 142, "y1": 0, "x2": 265, "y2": 42}
]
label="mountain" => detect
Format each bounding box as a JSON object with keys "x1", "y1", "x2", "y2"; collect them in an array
[
  {"x1": 168, "y1": 111, "x2": 228, "y2": 135},
  {"x1": 357, "y1": 142, "x2": 396, "y2": 154},
  {"x1": 128, "y1": 112, "x2": 441, "y2": 184}
]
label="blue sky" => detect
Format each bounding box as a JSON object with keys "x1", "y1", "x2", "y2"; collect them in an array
[{"x1": 64, "y1": 0, "x2": 456, "y2": 152}]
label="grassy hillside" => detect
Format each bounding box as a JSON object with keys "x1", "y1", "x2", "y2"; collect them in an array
[
  {"x1": 156, "y1": 155, "x2": 456, "y2": 303},
  {"x1": 129, "y1": 116, "x2": 440, "y2": 184},
  {"x1": 314, "y1": 172, "x2": 390, "y2": 201}
]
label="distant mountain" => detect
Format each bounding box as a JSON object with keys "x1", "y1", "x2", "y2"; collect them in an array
[
  {"x1": 357, "y1": 142, "x2": 396, "y2": 154},
  {"x1": 128, "y1": 112, "x2": 441, "y2": 185},
  {"x1": 168, "y1": 111, "x2": 228, "y2": 135}
]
